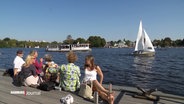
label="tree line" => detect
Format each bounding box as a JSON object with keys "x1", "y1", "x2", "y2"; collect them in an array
[
  {"x1": 0, "y1": 35, "x2": 106, "y2": 48},
  {"x1": 0, "y1": 36, "x2": 184, "y2": 48}
]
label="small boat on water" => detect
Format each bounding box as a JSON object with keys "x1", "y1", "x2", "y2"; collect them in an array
[
  {"x1": 133, "y1": 20, "x2": 155, "y2": 56},
  {"x1": 46, "y1": 43, "x2": 92, "y2": 52}
]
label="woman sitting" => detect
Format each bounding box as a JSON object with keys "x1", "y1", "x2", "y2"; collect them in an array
[
  {"x1": 43, "y1": 54, "x2": 59, "y2": 82},
  {"x1": 59, "y1": 51, "x2": 81, "y2": 92},
  {"x1": 83, "y1": 55, "x2": 114, "y2": 104},
  {"x1": 21, "y1": 55, "x2": 39, "y2": 86}
]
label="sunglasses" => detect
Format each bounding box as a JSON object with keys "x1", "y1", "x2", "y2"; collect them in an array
[{"x1": 85, "y1": 64, "x2": 90, "y2": 67}]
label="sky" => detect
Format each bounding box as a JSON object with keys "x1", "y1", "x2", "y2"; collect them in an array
[{"x1": 0, "y1": 0, "x2": 184, "y2": 42}]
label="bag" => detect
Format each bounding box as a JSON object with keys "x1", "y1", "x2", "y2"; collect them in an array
[
  {"x1": 60, "y1": 94, "x2": 74, "y2": 104},
  {"x1": 13, "y1": 71, "x2": 25, "y2": 87},
  {"x1": 38, "y1": 81, "x2": 55, "y2": 91},
  {"x1": 78, "y1": 81, "x2": 93, "y2": 99}
]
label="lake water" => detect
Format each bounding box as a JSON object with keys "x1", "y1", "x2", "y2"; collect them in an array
[{"x1": 0, "y1": 48, "x2": 184, "y2": 96}]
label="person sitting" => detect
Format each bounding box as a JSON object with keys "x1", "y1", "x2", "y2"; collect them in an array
[
  {"x1": 13, "y1": 50, "x2": 25, "y2": 76},
  {"x1": 83, "y1": 55, "x2": 114, "y2": 104},
  {"x1": 21, "y1": 55, "x2": 39, "y2": 87},
  {"x1": 58, "y1": 51, "x2": 81, "y2": 92},
  {"x1": 29, "y1": 50, "x2": 44, "y2": 76},
  {"x1": 43, "y1": 54, "x2": 59, "y2": 82}
]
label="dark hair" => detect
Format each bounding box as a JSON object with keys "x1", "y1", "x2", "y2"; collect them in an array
[
  {"x1": 16, "y1": 50, "x2": 23, "y2": 55},
  {"x1": 44, "y1": 54, "x2": 52, "y2": 62},
  {"x1": 85, "y1": 55, "x2": 96, "y2": 70}
]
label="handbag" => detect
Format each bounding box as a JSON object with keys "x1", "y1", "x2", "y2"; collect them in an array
[
  {"x1": 38, "y1": 81, "x2": 55, "y2": 91},
  {"x1": 78, "y1": 81, "x2": 93, "y2": 99}
]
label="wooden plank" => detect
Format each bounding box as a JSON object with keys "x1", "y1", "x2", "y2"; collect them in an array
[{"x1": 1, "y1": 71, "x2": 184, "y2": 104}]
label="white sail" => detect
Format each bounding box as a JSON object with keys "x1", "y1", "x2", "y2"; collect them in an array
[
  {"x1": 143, "y1": 29, "x2": 155, "y2": 52},
  {"x1": 135, "y1": 20, "x2": 143, "y2": 51},
  {"x1": 134, "y1": 20, "x2": 155, "y2": 55}
]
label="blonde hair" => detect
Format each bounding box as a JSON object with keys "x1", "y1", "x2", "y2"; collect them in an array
[
  {"x1": 23, "y1": 55, "x2": 35, "y2": 67},
  {"x1": 29, "y1": 50, "x2": 37, "y2": 56},
  {"x1": 66, "y1": 51, "x2": 77, "y2": 63}
]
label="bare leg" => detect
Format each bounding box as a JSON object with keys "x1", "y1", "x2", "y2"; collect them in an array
[
  {"x1": 92, "y1": 80, "x2": 114, "y2": 104},
  {"x1": 98, "y1": 91, "x2": 114, "y2": 104},
  {"x1": 92, "y1": 80, "x2": 108, "y2": 93}
]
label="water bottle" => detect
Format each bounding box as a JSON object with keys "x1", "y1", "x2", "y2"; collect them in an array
[
  {"x1": 94, "y1": 91, "x2": 99, "y2": 104},
  {"x1": 109, "y1": 83, "x2": 112, "y2": 93},
  {"x1": 55, "y1": 86, "x2": 61, "y2": 91}
]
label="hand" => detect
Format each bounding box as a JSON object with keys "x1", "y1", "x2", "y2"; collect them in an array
[
  {"x1": 40, "y1": 58, "x2": 43, "y2": 62},
  {"x1": 53, "y1": 64, "x2": 58, "y2": 68}
]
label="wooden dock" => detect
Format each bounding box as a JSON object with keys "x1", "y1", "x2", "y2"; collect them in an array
[{"x1": 0, "y1": 70, "x2": 184, "y2": 104}]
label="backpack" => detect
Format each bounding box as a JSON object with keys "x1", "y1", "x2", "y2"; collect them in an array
[{"x1": 38, "y1": 81, "x2": 55, "y2": 91}]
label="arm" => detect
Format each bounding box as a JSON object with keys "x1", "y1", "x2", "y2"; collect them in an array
[
  {"x1": 31, "y1": 65, "x2": 37, "y2": 77},
  {"x1": 34, "y1": 59, "x2": 43, "y2": 70},
  {"x1": 96, "y1": 66, "x2": 104, "y2": 85},
  {"x1": 14, "y1": 68, "x2": 18, "y2": 76},
  {"x1": 76, "y1": 66, "x2": 81, "y2": 77}
]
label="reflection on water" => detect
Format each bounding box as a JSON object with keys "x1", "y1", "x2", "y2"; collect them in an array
[
  {"x1": 132, "y1": 56, "x2": 155, "y2": 88},
  {"x1": 133, "y1": 56, "x2": 155, "y2": 71}
]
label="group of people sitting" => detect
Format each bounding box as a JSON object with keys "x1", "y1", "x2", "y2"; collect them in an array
[{"x1": 13, "y1": 49, "x2": 114, "y2": 104}]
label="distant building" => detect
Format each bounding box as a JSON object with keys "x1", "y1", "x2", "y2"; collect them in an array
[
  {"x1": 104, "y1": 41, "x2": 128, "y2": 48},
  {"x1": 104, "y1": 42, "x2": 111, "y2": 48},
  {"x1": 114, "y1": 41, "x2": 128, "y2": 48}
]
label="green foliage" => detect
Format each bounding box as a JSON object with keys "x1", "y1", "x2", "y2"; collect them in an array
[
  {"x1": 74, "y1": 38, "x2": 86, "y2": 44},
  {"x1": 87, "y1": 36, "x2": 106, "y2": 47},
  {"x1": 0, "y1": 36, "x2": 184, "y2": 48},
  {"x1": 63, "y1": 35, "x2": 74, "y2": 44}
]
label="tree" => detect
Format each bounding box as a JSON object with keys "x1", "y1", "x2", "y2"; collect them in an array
[
  {"x1": 87, "y1": 36, "x2": 106, "y2": 47},
  {"x1": 3, "y1": 37, "x2": 11, "y2": 41},
  {"x1": 63, "y1": 35, "x2": 74, "y2": 44},
  {"x1": 74, "y1": 38, "x2": 86, "y2": 44},
  {"x1": 163, "y1": 37, "x2": 172, "y2": 47}
]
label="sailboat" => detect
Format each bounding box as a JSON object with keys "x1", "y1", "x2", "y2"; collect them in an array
[{"x1": 133, "y1": 20, "x2": 155, "y2": 56}]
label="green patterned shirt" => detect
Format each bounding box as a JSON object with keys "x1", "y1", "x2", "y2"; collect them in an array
[{"x1": 59, "y1": 63, "x2": 81, "y2": 92}]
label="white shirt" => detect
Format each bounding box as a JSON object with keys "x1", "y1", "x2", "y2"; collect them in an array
[
  {"x1": 13, "y1": 56, "x2": 25, "y2": 72},
  {"x1": 83, "y1": 69, "x2": 97, "y2": 82}
]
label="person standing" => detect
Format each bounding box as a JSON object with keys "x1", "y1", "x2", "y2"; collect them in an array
[
  {"x1": 59, "y1": 51, "x2": 81, "y2": 92},
  {"x1": 13, "y1": 50, "x2": 25, "y2": 76}
]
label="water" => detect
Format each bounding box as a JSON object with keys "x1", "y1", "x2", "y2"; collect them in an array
[{"x1": 0, "y1": 47, "x2": 184, "y2": 96}]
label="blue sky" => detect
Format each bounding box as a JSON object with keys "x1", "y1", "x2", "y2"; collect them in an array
[{"x1": 0, "y1": 0, "x2": 184, "y2": 42}]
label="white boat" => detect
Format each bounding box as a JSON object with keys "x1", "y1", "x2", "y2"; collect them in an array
[
  {"x1": 133, "y1": 20, "x2": 155, "y2": 56},
  {"x1": 34, "y1": 46, "x2": 40, "y2": 48},
  {"x1": 46, "y1": 43, "x2": 92, "y2": 52}
]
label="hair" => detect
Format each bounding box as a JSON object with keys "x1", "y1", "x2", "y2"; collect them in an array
[
  {"x1": 29, "y1": 50, "x2": 37, "y2": 56},
  {"x1": 85, "y1": 55, "x2": 96, "y2": 70},
  {"x1": 44, "y1": 54, "x2": 52, "y2": 62},
  {"x1": 66, "y1": 51, "x2": 77, "y2": 63},
  {"x1": 16, "y1": 50, "x2": 23, "y2": 55},
  {"x1": 23, "y1": 55, "x2": 35, "y2": 67}
]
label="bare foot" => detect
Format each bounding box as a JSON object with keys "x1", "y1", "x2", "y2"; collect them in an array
[{"x1": 108, "y1": 94, "x2": 114, "y2": 104}]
